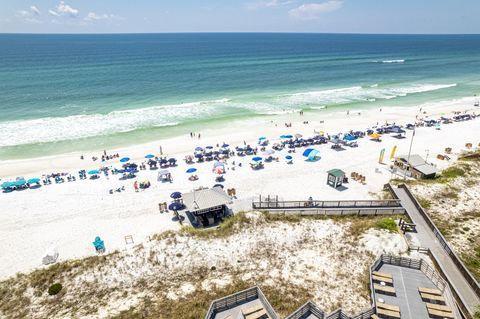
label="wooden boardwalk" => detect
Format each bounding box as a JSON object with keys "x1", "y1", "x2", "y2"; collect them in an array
[{"x1": 391, "y1": 185, "x2": 480, "y2": 317}]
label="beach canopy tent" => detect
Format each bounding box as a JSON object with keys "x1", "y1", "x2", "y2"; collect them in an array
[
  {"x1": 186, "y1": 168, "x2": 197, "y2": 174},
  {"x1": 145, "y1": 154, "x2": 155, "y2": 159},
  {"x1": 42, "y1": 247, "x2": 59, "y2": 265},
  {"x1": 92, "y1": 236, "x2": 105, "y2": 253},
  {"x1": 120, "y1": 157, "x2": 130, "y2": 163},
  {"x1": 169, "y1": 202, "x2": 184, "y2": 211},
  {"x1": 157, "y1": 170, "x2": 172, "y2": 182},
  {"x1": 303, "y1": 148, "x2": 320, "y2": 161},
  {"x1": 327, "y1": 169, "x2": 346, "y2": 188},
  {"x1": 258, "y1": 137, "x2": 267, "y2": 140},
  {"x1": 170, "y1": 191, "x2": 182, "y2": 199},
  {"x1": 27, "y1": 178, "x2": 41, "y2": 184}
]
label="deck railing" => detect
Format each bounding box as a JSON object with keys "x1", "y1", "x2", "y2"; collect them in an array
[
  {"x1": 253, "y1": 197, "x2": 402, "y2": 210},
  {"x1": 285, "y1": 301, "x2": 325, "y2": 319},
  {"x1": 204, "y1": 286, "x2": 279, "y2": 319}
]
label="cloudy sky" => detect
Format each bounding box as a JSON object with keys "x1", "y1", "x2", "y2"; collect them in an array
[{"x1": 1, "y1": 0, "x2": 479, "y2": 33}]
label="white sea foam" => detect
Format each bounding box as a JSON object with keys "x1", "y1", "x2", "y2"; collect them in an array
[
  {"x1": 0, "y1": 84, "x2": 457, "y2": 147},
  {"x1": 0, "y1": 99, "x2": 229, "y2": 147},
  {"x1": 382, "y1": 59, "x2": 405, "y2": 63}
]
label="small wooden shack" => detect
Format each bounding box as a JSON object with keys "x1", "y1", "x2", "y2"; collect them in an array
[{"x1": 327, "y1": 169, "x2": 345, "y2": 188}]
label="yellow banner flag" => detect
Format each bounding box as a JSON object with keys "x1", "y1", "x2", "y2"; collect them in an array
[{"x1": 390, "y1": 145, "x2": 397, "y2": 159}]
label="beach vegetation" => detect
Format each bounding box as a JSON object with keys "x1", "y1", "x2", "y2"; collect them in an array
[
  {"x1": 375, "y1": 218, "x2": 398, "y2": 233},
  {"x1": 180, "y1": 211, "x2": 251, "y2": 238},
  {"x1": 48, "y1": 283, "x2": 62, "y2": 296}
]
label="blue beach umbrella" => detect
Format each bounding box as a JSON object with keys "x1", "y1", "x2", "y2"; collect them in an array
[
  {"x1": 343, "y1": 135, "x2": 356, "y2": 141},
  {"x1": 205, "y1": 146, "x2": 214, "y2": 149},
  {"x1": 221, "y1": 143, "x2": 230, "y2": 148},
  {"x1": 213, "y1": 183, "x2": 224, "y2": 189},
  {"x1": 145, "y1": 154, "x2": 155, "y2": 159},
  {"x1": 120, "y1": 157, "x2": 130, "y2": 163},
  {"x1": 258, "y1": 137, "x2": 267, "y2": 140},
  {"x1": 27, "y1": 178, "x2": 40, "y2": 184},
  {"x1": 1, "y1": 182, "x2": 15, "y2": 188},
  {"x1": 170, "y1": 192, "x2": 182, "y2": 199},
  {"x1": 88, "y1": 169, "x2": 99, "y2": 175},
  {"x1": 285, "y1": 155, "x2": 293, "y2": 160},
  {"x1": 252, "y1": 157, "x2": 263, "y2": 162},
  {"x1": 195, "y1": 147, "x2": 204, "y2": 152},
  {"x1": 186, "y1": 168, "x2": 197, "y2": 174},
  {"x1": 280, "y1": 135, "x2": 293, "y2": 139},
  {"x1": 169, "y1": 202, "x2": 184, "y2": 211}
]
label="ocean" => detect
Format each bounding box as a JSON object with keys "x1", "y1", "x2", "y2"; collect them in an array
[{"x1": 1, "y1": 33, "x2": 479, "y2": 159}]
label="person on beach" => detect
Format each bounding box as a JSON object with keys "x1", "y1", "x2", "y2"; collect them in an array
[{"x1": 134, "y1": 181, "x2": 139, "y2": 192}]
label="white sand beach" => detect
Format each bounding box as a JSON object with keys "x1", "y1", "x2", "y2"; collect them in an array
[{"x1": 0, "y1": 96, "x2": 479, "y2": 279}]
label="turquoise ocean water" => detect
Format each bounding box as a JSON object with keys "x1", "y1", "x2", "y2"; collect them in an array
[{"x1": 0, "y1": 33, "x2": 479, "y2": 159}]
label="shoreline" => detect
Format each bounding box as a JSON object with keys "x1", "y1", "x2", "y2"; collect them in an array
[
  {"x1": 0, "y1": 95, "x2": 479, "y2": 279},
  {"x1": 0, "y1": 94, "x2": 477, "y2": 178}
]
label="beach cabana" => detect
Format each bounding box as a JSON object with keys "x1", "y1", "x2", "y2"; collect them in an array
[
  {"x1": 1, "y1": 181, "x2": 15, "y2": 189},
  {"x1": 182, "y1": 187, "x2": 232, "y2": 227},
  {"x1": 302, "y1": 148, "x2": 320, "y2": 161},
  {"x1": 27, "y1": 178, "x2": 40, "y2": 184},
  {"x1": 327, "y1": 169, "x2": 346, "y2": 188}
]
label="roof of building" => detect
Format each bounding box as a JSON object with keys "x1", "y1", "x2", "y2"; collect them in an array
[
  {"x1": 327, "y1": 168, "x2": 345, "y2": 177},
  {"x1": 182, "y1": 187, "x2": 231, "y2": 213},
  {"x1": 396, "y1": 154, "x2": 438, "y2": 176}
]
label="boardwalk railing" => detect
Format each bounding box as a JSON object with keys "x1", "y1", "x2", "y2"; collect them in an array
[
  {"x1": 395, "y1": 184, "x2": 480, "y2": 297},
  {"x1": 204, "y1": 286, "x2": 278, "y2": 319},
  {"x1": 325, "y1": 308, "x2": 375, "y2": 319},
  {"x1": 253, "y1": 197, "x2": 402, "y2": 210},
  {"x1": 285, "y1": 301, "x2": 325, "y2": 319}
]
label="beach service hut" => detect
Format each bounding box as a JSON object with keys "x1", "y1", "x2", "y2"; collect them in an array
[
  {"x1": 327, "y1": 169, "x2": 346, "y2": 188},
  {"x1": 182, "y1": 187, "x2": 232, "y2": 227}
]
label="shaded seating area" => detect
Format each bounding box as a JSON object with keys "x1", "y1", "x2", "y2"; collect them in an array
[{"x1": 182, "y1": 187, "x2": 232, "y2": 227}]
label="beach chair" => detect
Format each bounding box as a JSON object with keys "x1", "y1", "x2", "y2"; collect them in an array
[
  {"x1": 373, "y1": 271, "x2": 393, "y2": 279},
  {"x1": 426, "y1": 303, "x2": 452, "y2": 313},
  {"x1": 426, "y1": 307, "x2": 454, "y2": 319},
  {"x1": 420, "y1": 292, "x2": 445, "y2": 303},
  {"x1": 418, "y1": 287, "x2": 442, "y2": 295},
  {"x1": 377, "y1": 303, "x2": 400, "y2": 313},
  {"x1": 372, "y1": 274, "x2": 393, "y2": 285},
  {"x1": 376, "y1": 308, "x2": 400, "y2": 318},
  {"x1": 373, "y1": 283, "x2": 396, "y2": 295}
]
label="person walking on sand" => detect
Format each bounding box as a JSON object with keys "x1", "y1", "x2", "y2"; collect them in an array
[{"x1": 134, "y1": 181, "x2": 139, "y2": 192}]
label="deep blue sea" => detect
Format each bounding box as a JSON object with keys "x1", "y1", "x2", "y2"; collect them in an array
[{"x1": 0, "y1": 33, "x2": 479, "y2": 159}]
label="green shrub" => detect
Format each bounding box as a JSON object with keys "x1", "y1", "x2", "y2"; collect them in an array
[
  {"x1": 441, "y1": 166, "x2": 465, "y2": 179},
  {"x1": 48, "y1": 283, "x2": 62, "y2": 296},
  {"x1": 375, "y1": 218, "x2": 397, "y2": 233}
]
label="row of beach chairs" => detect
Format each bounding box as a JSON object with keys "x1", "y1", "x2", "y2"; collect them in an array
[{"x1": 351, "y1": 172, "x2": 366, "y2": 184}]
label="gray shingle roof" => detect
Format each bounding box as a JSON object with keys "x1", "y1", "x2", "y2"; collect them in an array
[
  {"x1": 182, "y1": 187, "x2": 231, "y2": 212},
  {"x1": 396, "y1": 154, "x2": 438, "y2": 176}
]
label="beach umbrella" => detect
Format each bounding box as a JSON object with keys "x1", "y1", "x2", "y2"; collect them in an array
[
  {"x1": 1, "y1": 181, "x2": 15, "y2": 188},
  {"x1": 368, "y1": 133, "x2": 382, "y2": 139},
  {"x1": 343, "y1": 135, "x2": 356, "y2": 141},
  {"x1": 213, "y1": 184, "x2": 224, "y2": 189},
  {"x1": 295, "y1": 133, "x2": 303, "y2": 139},
  {"x1": 221, "y1": 143, "x2": 230, "y2": 148},
  {"x1": 15, "y1": 179, "x2": 27, "y2": 186},
  {"x1": 280, "y1": 135, "x2": 293, "y2": 139},
  {"x1": 169, "y1": 202, "x2": 184, "y2": 211},
  {"x1": 27, "y1": 178, "x2": 40, "y2": 184},
  {"x1": 186, "y1": 168, "x2": 197, "y2": 174},
  {"x1": 213, "y1": 166, "x2": 224, "y2": 174},
  {"x1": 258, "y1": 137, "x2": 267, "y2": 140},
  {"x1": 145, "y1": 154, "x2": 155, "y2": 159},
  {"x1": 195, "y1": 153, "x2": 204, "y2": 159},
  {"x1": 160, "y1": 158, "x2": 168, "y2": 164},
  {"x1": 303, "y1": 149, "x2": 314, "y2": 157},
  {"x1": 285, "y1": 155, "x2": 293, "y2": 160},
  {"x1": 88, "y1": 169, "x2": 99, "y2": 175},
  {"x1": 252, "y1": 157, "x2": 262, "y2": 162},
  {"x1": 195, "y1": 147, "x2": 204, "y2": 152},
  {"x1": 120, "y1": 157, "x2": 130, "y2": 163},
  {"x1": 170, "y1": 192, "x2": 182, "y2": 199},
  {"x1": 205, "y1": 146, "x2": 214, "y2": 149}
]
